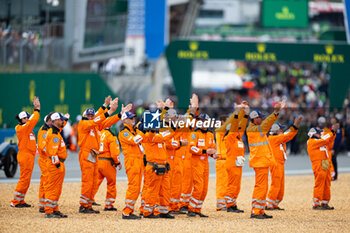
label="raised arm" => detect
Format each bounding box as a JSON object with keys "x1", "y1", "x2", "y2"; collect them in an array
[
  {"x1": 22, "y1": 96, "x2": 40, "y2": 132},
  {"x1": 260, "y1": 100, "x2": 285, "y2": 133},
  {"x1": 96, "y1": 96, "x2": 112, "y2": 117},
  {"x1": 271, "y1": 126, "x2": 298, "y2": 145},
  {"x1": 229, "y1": 104, "x2": 244, "y2": 133}
]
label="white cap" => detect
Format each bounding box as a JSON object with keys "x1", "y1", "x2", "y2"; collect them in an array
[
  {"x1": 44, "y1": 115, "x2": 48, "y2": 122},
  {"x1": 249, "y1": 111, "x2": 259, "y2": 119},
  {"x1": 318, "y1": 116, "x2": 326, "y2": 124},
  {"x1": 18, "y1": 111, "x2": 29, "y2": 119},
  {"x1": 271, "y1": 123, "x2": 281, "y2": 132},
  {"x1": 308, "y1": 128, "x2": 317, "y2": 137},
  {"x1": 51, "y1": 112, "x2": 68, "y2": 121}
]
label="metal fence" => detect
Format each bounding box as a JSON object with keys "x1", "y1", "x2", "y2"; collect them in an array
[
  {"x1": 0, "y1": 37, "x2": 70, "y2": 72},
  {"x1": 0, "y1": 23, "x2": 69, "y2": 72}
]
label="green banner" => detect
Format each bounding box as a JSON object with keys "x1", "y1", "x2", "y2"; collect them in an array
[
  {"x1": 262, "y1": 0, "x2": 308, "y2": 28},
  {"x1": 0, "y1": 73, "x2": 117, "y2": 128},
  {"x1": 166, "y1": 40, "x2": 350, "y2": 109}
]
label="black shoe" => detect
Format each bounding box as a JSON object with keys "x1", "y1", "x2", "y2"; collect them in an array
[
  {"x1": 262, "y1": 213, "x2": 273, "y2": 219},
  {"x1": 39, "y1": 208, "x2": 45, "y2": 213},
  {"x1": 92, "y1": 202, "x2": 101, "y2": 206},
  {"x1": 11, "y1": 203, "x2": 24, "y2": 208},
  {"x1": 122, "y1": 213, "x2": 141, "y2": 220},
  {"x1": 13, "y1": 203, "x2": 24, "y2": 208},
  {"x1": 217, "y1": 207, "x2": 227, "y2": 211},
  {"x1": 266, "y1": 206, "x2": 284, "y2": 211},
  {"x1": 144, "y1": 213, "x2": 159, "y2": 219},
  {"x1": 187, "y1": 211, "x2": 196, "y2": 217},
  {"x1": 179, "y1": 206, "x2": 188, "y2": 212},
  {"x1": 321, "y1": 204, "x2": 334, "y2": 210},
  {"x1": 90, "y1": 207, "x2": 100, "y2": 214},
  {"x1": 196, "y1": 212, "x2": 209, "y2": 218},
  {"x1": 227, "y1": 206, "x2": 244, "y2": 213},
  {"x1": 159, "y1": 213, "x2": 175, "y2": 219},
  {"x1": 79, "y1": 206, "x2": 95, "y2": 214},
  {"x1": 54, "y1": 211, "x2": 68, "y2": 218},
  {"x1": 250, "y1": 214, "x2": 265, "y2": 219},
  {"x1": 104, "y1": 207, "x2": 117, "y2": 211},
  {"x1": 169, "y1": 210, "x2": 186, "y2": 215},
  {"x1": 21, "y1": 203, "x2": 32, "y2": 208},
  {"x1": 45, "y1": 213, "x2": 61, "y2": 218},
  {"x1": 312, "y1": 206, "x2": 324, "y2": 210}
]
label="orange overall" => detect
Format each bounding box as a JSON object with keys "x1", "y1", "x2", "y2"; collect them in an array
[
  {"x1": 119, "y1": 124, "x2": 145, "y2": 216},
  {"x1": 266, "y1": 126, "x2": 298, "y2": 208},
  {"x1": 95, "y1": 128, "x2": 121, "y2": 209},
  {"x1": 179, "y1": 132, "x2": 192, "y2": 209},
  {"x1": 143, "y1": 129, "x2": 175, "y2": 216},
  {"x1": 166, "y1": 131, "x2": 183, "y2": 212},
  {"x1": 37, "y1": 120, "x2": 67, "y2": 210},
  {"x1": 45, "y1": 126, "x2": 67, "y2": 214},
  {"x1": 37, "y1": 123, "x2": 50, "y2": 209},
  {"x1": 247, "y1": 113, "x2": 278, "y2": 215},
  {"x1": 11, "y1": 110, "x2": 39, "y2": 206},
  {"x1": 188, "y1": 129, "x2": 215, "y2": 213},
  {"x1": 178, "y1": 112, "x2": 198, "y2": 209},
  {"x1": 214, "y1": 110, "x2": 242, "y2": 210},
  {"x1": 307, "y1": 131, "x2": 335, "y2": 207},
  {"x1": 323, "y1": 128, "x2": 336, "y2": 183},
  {"x1": 225, "y1": 110, "x2": 248, "y2": 209},
  {"x1": 78, "y1": 108, "x2": 121, "y2": 208}
]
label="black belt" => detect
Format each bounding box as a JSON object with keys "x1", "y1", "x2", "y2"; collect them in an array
[
  {"x1": 48, "y1": 156, "x2": 65, "y2": 163},
  {"x1": 147, "y1": 162, "x2": 169, "y2": 175},
  {"x1": 147, "y1": 161, "x2": 165, "y2": 166},
  {"x1": 98, "y1": 157, "x2": 120, "y2": 166}
]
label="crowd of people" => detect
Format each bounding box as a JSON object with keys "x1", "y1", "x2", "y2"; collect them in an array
[
  {"x1": 10, "y1": 93, "x2": 340, "y2": 220},
  {"x1": 195, "y1": 61, "x2": 350, "y2": 155}
]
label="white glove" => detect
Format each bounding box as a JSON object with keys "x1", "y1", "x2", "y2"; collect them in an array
[{"x1": 235, "y1": 156, "x2": 245, "y2": 167}]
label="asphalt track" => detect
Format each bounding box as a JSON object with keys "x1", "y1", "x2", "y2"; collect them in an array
[{"x1": 1, "y1": 152, "x2": 350, "y2": 183}]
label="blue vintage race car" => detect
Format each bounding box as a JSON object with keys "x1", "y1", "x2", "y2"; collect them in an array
[{"x1": 0, "y1": 129, "x2": 18, "y2": 178}]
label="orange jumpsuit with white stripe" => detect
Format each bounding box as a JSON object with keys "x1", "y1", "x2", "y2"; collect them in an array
[
  {"x1": 119, "y1": 124, "x2": 145, "y2": 216},
  {"x1": 143, "y1": 129, "x2": 174, "y2": 216},
  {"x1": 11, "y1": 110, "x2": 40, "y2": 206},
  {"x1": 179, "y1": 132, "x2": 192, "y2": 208},
  {"x1": 307, "y1": 131, "x2": 336, "y2": 207},
  {"x1": 246, "y1": 113, "x2": 278, "y2": 215},
  {"x1": 266, "y1": 125, "x2": 298, "y2": 208},
  {"x1": 37, "y1": 123, "x2": 50, "y2": 209},
  {"x1": 45, "y1": 126, "x2": 67, "y2": 214},
  {"x1": 37, "y1": 120, "x2": 67, "y2": 210},
  {"x1": 323, "y1": 127, "x2": 336, "y2": 184},
  {"x1": 172, "y1": 134, "x2": 187, "y2": 210},
  {"x1": 78, "y1": 108, "x2": 121, "y2": 208},
  {"x1": 214, "y1": 113, "x2": 234, "y2": 210},
  {"x1": 225, "y1": 110, "x2": 248, "y2": 208},
  {"x1": 95, "y1": 128, "x2": 121, "y2": 209},
  {"x1": 188, "y1": 129, "x2": 215, "y2": 213},
  {"x1": 167, "y1": 130, "x2": 183, "y2": 212},
  {"x1": 178, "y1": 112, "x2": 198, "y2": 209}
]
